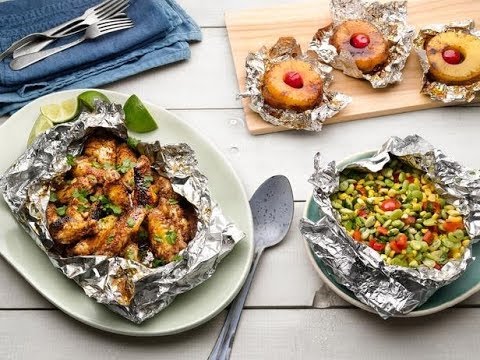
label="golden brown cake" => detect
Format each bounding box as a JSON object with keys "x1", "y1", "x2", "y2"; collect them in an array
[
  {"x1": 426, "y1": 31, "x2": 480, "y2": 85},
  {"x1": 330, "y1": 20, "x2": 389, "y2": 73},
  {"x1": 262, "y1": 59, "x2": 323, "y2": 112}
]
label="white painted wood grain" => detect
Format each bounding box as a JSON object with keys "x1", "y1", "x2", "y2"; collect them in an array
[{"x1": 1, "y1": 308, "x2": 479, "y2": 359}]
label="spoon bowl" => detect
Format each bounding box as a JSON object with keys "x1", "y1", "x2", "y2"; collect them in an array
[{"x1": 250, "y1": 175, "x2": 294, "y2": 249}]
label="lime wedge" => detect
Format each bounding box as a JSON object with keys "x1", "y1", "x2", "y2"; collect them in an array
[
  {"x1": 40, "y1": 98, "x2": 79, "y2": 124},
  {"x1": 78, "y1": 90, "x2": 110, "y2": 111},
  {"x1": 27, "y1": 115, "x2": 54, "y2": 145},
  {"x1": 123, "y1": 95, "x2": 158, "y2": 133}
]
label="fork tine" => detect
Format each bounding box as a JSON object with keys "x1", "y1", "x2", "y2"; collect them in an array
[
  {"x1": 97, "y1": 24, "x2": 134, "y2": 36},
  {"x1": 97, "y1": 18, "x2": 132, "y2": 28},
  {"x1": 98, "y1": 21, "x2": 134, "y2": 32},
  {"x1": 97, "y1": 0, "x2": 130, "y2": 18},
  {"x1": 92, "y1": 0, "x2": 121, "y2": 12}
]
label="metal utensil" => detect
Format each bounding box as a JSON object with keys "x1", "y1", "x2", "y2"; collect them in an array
[
  {"x1": 208, "y1": 175, "x2": 294, "y2": 360},
  {"x1": 10, "y1": 17, "x2": 134, "y2": 71},
  {"x1": 0, "y1": 0, "x2": 129, "y2": 61}
]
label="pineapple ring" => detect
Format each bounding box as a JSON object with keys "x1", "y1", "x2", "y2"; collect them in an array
[
  {"x1": 426, "y1": 31, "x2": 480, "y2": 85},
  {"x1": 262, "y1": 60, "x2": 323, "y2": 112},
  {"x1": 330, "y1": 20, "x2": 389, "y2": 73}
]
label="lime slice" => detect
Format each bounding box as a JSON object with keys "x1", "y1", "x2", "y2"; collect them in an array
[
  {"x1": 27, "y1": 115, "x2": 54, "y2": 145},
  {"x1": 123, "y1": 95, "x2": 158, "y2": 133},
  {"x1": 78, "y1": 90, "x2": 110, "y2": 111},
  {"x1": 40, "y1": 98, "x2": 79, "y2": 124}
]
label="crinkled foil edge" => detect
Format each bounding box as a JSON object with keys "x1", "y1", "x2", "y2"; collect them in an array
[
  {"x1": 413, "y1": 19, "x2": 480, "y2": 102},
  {"x1": 240, "y1": 45, "x2": 351, "y2": 132},
  {"x1": 300, "y1": 135, "x2": 479, "y2": 318},
  {"x1": 0, "y1": 103, "x2": 245, "y2": 324},
  {"x1": 310, "y1": 0, "x2": 415, "y2": 88}
]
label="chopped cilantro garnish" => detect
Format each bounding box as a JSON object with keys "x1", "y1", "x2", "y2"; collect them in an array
[
  {"x1": 66, "y1": 154, "x2": 76, "y2": 166},
  {"x1": 152, "y1": 258, "x2": 165, "y2": 268},
  {"x1": 127, "y1": 136, "x2": 140, "y2": 149},
  {"x1": 72, "y1": 188, "x2": 89, "y2": 203},
  {"x1": 125, "y1": 248, "x2": 135, "y2": 260},
  {"x1": 168, "y1": 198, "x2": 178, "y2": 205},
  {"x1": 77, "y1": 204, "x2": 90, "y2": 213},
  {"x1": 117, "y1": 159, "x2": 135, "y2": 174},
  {"x1": 102, "y1": 162, "x2": 115, "y2": 170},
  {"x1": 105, "y1": 203, "x2": 122, "y2": 215},
  {"x1": 106, "y1": 235, "x2": 114, "y2": 244},
  {"x1": 145, "y1": 204, "x2": 153, "y2": 210},
  {"x1": 173, "y1": 254, "x2": 183, "y2": 262},
  {"x1": 144, "y1": 175, "x2": 154, "y2": 187},
  {"x1": 127, "y1": 217, "x2": 135, "y2": 228},
  {"x1": 165, "y1": 230, "x2": 177, "y2": 245},
  {"x1": 49, "y1": 191, "x2": 58, "y2": 203},
  {"x1": 91, "y1": 161, "x2": 101, "y2": 169},
  {"x1": 56, "y1": 205, "x2": 67, "y2": 217}
]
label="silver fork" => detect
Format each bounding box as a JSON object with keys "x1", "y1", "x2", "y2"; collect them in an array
[
  {"x1": 0, "y1": 0, "x2": 130, "y2": 61},
  {"x1": 10, "y1": 18, "x2": 134, "y2": 70}
]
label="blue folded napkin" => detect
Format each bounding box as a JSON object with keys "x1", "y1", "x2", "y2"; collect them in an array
[{"x1": 0, "y1": 0, "x2": 201, "y2": 115}]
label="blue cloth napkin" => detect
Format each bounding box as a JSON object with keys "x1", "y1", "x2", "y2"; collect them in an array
[{"x1": 0, "y1": 0, "x2": 201, "y2": 115}]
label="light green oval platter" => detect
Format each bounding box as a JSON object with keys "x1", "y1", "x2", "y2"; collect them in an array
[
  {"x1": 0, "y1": 89, "x2": 254, "y2": 336},
  {"x1": 304, "y1": 150, "x2": 480, "y2": 317}
]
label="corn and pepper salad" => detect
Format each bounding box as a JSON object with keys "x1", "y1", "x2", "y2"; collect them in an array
[{"x1": 330, "y1": 158, "x2": 470, "y2": 269}]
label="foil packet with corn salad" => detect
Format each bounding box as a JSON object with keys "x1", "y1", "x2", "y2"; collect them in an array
[
  {"x1": 300, "y1": 135, "x2": 480, "y2": 318},
  {"x1": 0, "y1": 103, "x2": 245, "y2": 324}
]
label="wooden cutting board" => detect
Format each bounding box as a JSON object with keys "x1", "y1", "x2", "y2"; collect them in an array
[{"x1": 225, "y1": 0, "x2": 480, "y2": 135}]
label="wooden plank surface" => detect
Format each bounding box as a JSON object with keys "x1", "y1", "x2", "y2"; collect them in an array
[
  {"x1": 225, "y1": 0, "x2": 480, "y2": 134},
  {"x1": 1, "y1": 308, "x2": 480, "y2": 359}
]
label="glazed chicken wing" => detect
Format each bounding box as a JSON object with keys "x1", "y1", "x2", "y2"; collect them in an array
[{"x1": 71, "y1": 215, "x2": 117, "y2": 255}]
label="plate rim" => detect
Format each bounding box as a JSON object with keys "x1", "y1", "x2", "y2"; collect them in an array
[
  {"x1": 0, "y1": 88, "x2": 255, "y2": 336},
  {"x1": 302, "y1": 150, "x2": 480, "y2": 317}
]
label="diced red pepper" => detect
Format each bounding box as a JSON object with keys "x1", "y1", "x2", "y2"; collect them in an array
[
  {"x1": 390, "y1": 240, "x2": 400, "y2": 254},
  {"x1": 372, "y1": 242, "x2": 385, "y2": 252},
  {"x1": 377, "y1": 226, "x2": 389, "y2": 235},
  {"x1": 404, "y1": 216, "x2": 416, "y2": 225},
  {"x1": 380, "y1": 199, "x2": 401, "y2": 211},
  {"x1": 443, "y1": 221, "x2": 463, "y2": 233},
  {"x1": 357, "y1": 208, "x2": 368, "y2": 218},
  {"x1": 396, "y1": 234, "x2": 408, "y2": 250},
  {"x1": 357, "y1": 186, "x2": 367, "y2": 196},
  {"x1": 369, "y1": 238, "x2": 376, "y2": 248},
  {"x1": 353, "y1": 229, "x2": 362, "y2": 241},
  {"x1": 393, "y1": 172, "x2": 400, "y2": 182},
  {"x1": 434, "y1": 263, "x2": 442, "y2": 270},
  {"x1": 423, "y1": 230, "x2": 434, "y2": 245},
  {"x1": 428, "y1": 225, "x2": 439, "y2": 233},
  {"x1": 406, "y1": 175, "x2": 415, "y2": 183},
  {"x1": 423, "y1": 201, "x2": 441, "y2": 214}
]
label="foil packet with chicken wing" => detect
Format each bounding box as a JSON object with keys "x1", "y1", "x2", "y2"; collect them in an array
[{"x1": 0, "y1": 102, "x2": 245, "y2": 323}]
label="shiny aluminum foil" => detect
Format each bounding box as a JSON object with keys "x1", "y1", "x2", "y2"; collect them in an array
[
  {"x1": 0, "y1": 103, "x2": 245, "y2": 324},
  {"x1": 300, "y1": 135, "x2": 479, "y2": 318},
  {"x1": 310, "y1": 0, "x2": 415, "y2": 88},
  {"x1": 413, "y1": 19, "x2": 480, "y2": 102},
  {"x1": 240, "y1": 38, "x2": 351, "y2": 131}
]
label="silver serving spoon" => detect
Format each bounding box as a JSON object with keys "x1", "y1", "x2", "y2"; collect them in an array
[{"x1": 208, "y1": 175, "x2": 294, "y2": 360}]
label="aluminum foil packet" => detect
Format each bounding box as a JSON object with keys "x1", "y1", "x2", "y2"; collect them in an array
[
  {"x1": 240, "y1": 37, "x2": 351, "y2": 132},
  {"x1": 300, "y1": 135, "x2": 479, "y2": 318},
  {"x1": 0, "y1": 103, "x2": 245, "y2": 324},
  {"x1": 413, "y1": 19, "x2": 480, "y2": 102},
  {"x1": 310, "y1": 0, "x2": 415, "y2": 88}
]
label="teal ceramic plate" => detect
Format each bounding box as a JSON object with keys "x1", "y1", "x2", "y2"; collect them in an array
[
  {"x1": 0, "y1": 89, "x2": 254, "y2": 335},
  {"x1": 303, "y1": 151, "x2": 480, "y2": 317}
]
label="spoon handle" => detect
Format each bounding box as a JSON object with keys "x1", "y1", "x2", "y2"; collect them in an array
[{"x1": 208, "y1": 247, "x2": 264, "y2": 360}]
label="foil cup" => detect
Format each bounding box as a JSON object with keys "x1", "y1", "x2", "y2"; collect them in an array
[
  {"x1": 310, "y1": 0, "x2": 415, "y2": 88},
  {"x1": 300, "y1": 135, "x2": 479, "y2": 318},
  {"x1": 240, "y1": 37, "x2": 351, "y2": 132},
  {"x1": 413, "y1": 19, "x2": 480, "y2": 102},
  {"x1": 0, "y1": 103, "x2": 245, "y2": 324}
]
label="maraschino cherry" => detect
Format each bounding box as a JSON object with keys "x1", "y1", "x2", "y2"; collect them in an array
[
  {"x1": 283, "y1": 71, "x2": 304, "y2": 88},
  {"x1": 350, "y1": 33, "x2": 370, "y2": 48},
  {"x1": 442, "y1": 48, "x2": 462, "y2": 65}
]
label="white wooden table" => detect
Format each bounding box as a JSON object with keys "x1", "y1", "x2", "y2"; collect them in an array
[{"x1": 1, "y1": 1, "x2": 480, "y2": 359}]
